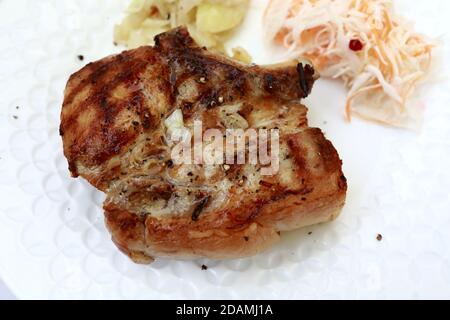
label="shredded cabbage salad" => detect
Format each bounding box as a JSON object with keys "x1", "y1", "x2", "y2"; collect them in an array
[{"x1": 265, "y1": 0, "x2": 435, "y2": 128}]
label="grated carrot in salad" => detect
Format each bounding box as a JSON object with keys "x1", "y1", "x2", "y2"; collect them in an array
[{"x1": 264, "y1": 0, "x2": 436, "y2": 128}]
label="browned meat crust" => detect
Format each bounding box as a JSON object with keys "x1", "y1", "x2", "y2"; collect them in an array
[{"x1": 60, "y1": 27, "x2": 346, "y2": 263}]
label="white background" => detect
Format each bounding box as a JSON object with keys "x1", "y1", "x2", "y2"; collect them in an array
[
  {"x1": 0, "y1": 0, "x2": 449, "y2": 299},
  {"x1": 0, "y1": 280, "x2": 14, "y2": 299}
]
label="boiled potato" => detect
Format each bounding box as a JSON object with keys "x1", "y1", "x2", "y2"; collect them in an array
[
  {"x1": 128, "y1": 29, "x2": 151, "y2": 48},
  {"x1": 196, "y1": 2, "x2": 245, "y2": 33},
  {"x1": 127, "y1": 0, "x2": 147, "y2": 13},
  {"x1": 114, "y1": 0, "x2": 249, "y2": 51},
  {"x1": 231, "y1": 47, "x2": 252, "y2": 64}
]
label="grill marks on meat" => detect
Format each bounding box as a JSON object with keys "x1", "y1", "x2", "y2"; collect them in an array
[
  {"x1": 60, "y1": 27, "x2": 346, "y2": 263},
  {"x1": 61, "y1": 49, "x2": 168, "y2": 182},
  {"x1": 61, "y1": 28, "x2": 315, "y2": 182}
]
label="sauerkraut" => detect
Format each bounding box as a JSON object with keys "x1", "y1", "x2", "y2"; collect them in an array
[{"x1": 264, "y1": 0, "x2": 436, "y2": 129}]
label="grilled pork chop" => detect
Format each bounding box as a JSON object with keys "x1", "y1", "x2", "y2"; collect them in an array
[{"x1": 60, "y1": 27, "x2": 347, "y2": 263}]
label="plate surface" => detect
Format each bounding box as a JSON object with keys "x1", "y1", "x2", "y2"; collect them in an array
[{"x1": 0, "y1": 0, "x2": 449, "y2": 299}]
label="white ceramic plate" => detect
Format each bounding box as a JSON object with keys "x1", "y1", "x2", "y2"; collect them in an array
[{"x1": 0, "y1": 0, "x2": 449, "y2": 299}]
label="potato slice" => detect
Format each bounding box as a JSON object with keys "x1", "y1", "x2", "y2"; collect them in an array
[
  {"x1": 231, "y1": 47, "x2": 252, "y2": 64},
  {"x1": 196, "y1": 3, "x2": 245, "y2": 33}
]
